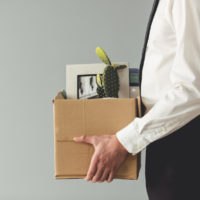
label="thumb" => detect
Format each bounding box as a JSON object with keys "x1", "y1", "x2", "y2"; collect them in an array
[{"x1": 73, "y1": 135, "x2": 93, "y2": 144}]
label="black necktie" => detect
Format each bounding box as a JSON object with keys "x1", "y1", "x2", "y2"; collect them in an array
[{"x1": 138, "y1": 0, "x2": 160, "y2": 116}]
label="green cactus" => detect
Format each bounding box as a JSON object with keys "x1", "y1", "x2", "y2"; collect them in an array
[
  {"x1": 95, "y1": 46, "x2": 127, "y2": 98},
  {"x1": 61, "y1": 89, "x2": 67, "y2": 99},
  {"x1": 102, "y1": 65, "x2": 119, "y2": 97},
  {"x1": 96, "y1": 74, "x2": 106, "y2": 98},
  {"x1": 114, "y1": 64, "x2": 127, "y2": 70},
  {"x1": 96, "y1": 85, "x2": 106, "y2": 98},
  {"x1": 95, "y1": 46, "x2": 111, "y2": 66}
]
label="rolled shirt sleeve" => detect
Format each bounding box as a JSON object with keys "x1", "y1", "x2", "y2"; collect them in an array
[{"x1": 116, "y1": 0, "x2": 200, "y2": 156}]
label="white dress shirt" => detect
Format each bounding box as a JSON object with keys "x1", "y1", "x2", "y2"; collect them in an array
[{"x1": 116, "y1": 0, "x2": 200, "y2": 156}]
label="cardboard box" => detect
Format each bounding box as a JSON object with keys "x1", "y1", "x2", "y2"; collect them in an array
[{"x1": 52, "y1": 91, "x2": 141, "y2": 180}]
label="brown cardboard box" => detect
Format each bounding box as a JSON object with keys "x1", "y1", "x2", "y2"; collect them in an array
[{"x1": 52, "y1": 91, "x2": 141, "y2": 180}]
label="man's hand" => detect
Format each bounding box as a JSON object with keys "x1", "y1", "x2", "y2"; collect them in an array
[{"x1": 73, "y1": 134, "x2": 129, "y2": 183}]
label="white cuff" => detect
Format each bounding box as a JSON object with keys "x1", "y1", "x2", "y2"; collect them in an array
[{"x1": 116, "y1": 117, "x2": 150, "y2": 156}]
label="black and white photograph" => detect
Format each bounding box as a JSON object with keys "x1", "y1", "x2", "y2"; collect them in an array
[{"x1": 77, "y1": 74, "x2": 99, "y2": 99}]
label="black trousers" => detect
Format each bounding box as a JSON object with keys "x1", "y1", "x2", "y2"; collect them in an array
[{"x1": 145, "y1": 114, "x2": 200, "y2": 200}]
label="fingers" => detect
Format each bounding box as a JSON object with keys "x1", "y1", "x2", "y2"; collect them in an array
[
  {"x1": 85, "y1": 153, "x2": 98, "y2": 181},
  {"x1": 73, "y1": 135, "x2": 96, "y2": 145},
  {"x1": 85, "y1": 154, "x2": 114, "y2": 183},
  {"x1": 96, "y1": 170, "x2": 115, "y2": 183},
  {"x1": 107, "y1": 170, "x2": 114, "y2": 183},
  {"x1": 91, "y1": 166, "x2": 103, "y2": 183},
  {"x1": 99, "y1": 168, "x2": 110, "y2": 182}
]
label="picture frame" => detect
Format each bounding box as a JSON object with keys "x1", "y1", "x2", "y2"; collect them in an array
[{"x1": 66, "y1": 62, "x2": 129, "y2": 99}]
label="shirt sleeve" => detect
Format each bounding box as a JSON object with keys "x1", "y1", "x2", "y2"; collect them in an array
[{"x1": 116, "y1": 0, "x2": 200, "y2": 156}]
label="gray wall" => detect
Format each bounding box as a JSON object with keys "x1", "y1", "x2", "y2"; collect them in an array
[{"x1": 0, "y1": 0, "x2": 153, "y2": 199}]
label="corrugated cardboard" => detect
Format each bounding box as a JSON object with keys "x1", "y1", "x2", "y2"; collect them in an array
[{"x1": 52, "y1": 91, "x2": 141, "y2": 180}]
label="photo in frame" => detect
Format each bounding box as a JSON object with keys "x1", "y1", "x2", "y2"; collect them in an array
[
  {"x1": 66, "y1": 63, "x2": 129, "y2": 99},
  {"x1": 77, "y1": 74, "x2": 102, "y2": 99}
]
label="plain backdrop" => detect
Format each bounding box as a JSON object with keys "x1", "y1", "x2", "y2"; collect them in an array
[{"x1": 0, "y1": 0, "x2": 153, "y2": 199}]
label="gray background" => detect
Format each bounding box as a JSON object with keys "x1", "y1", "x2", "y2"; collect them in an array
[{"x1": 0, "y1": 0, "x2": 153, "y2": 199}]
